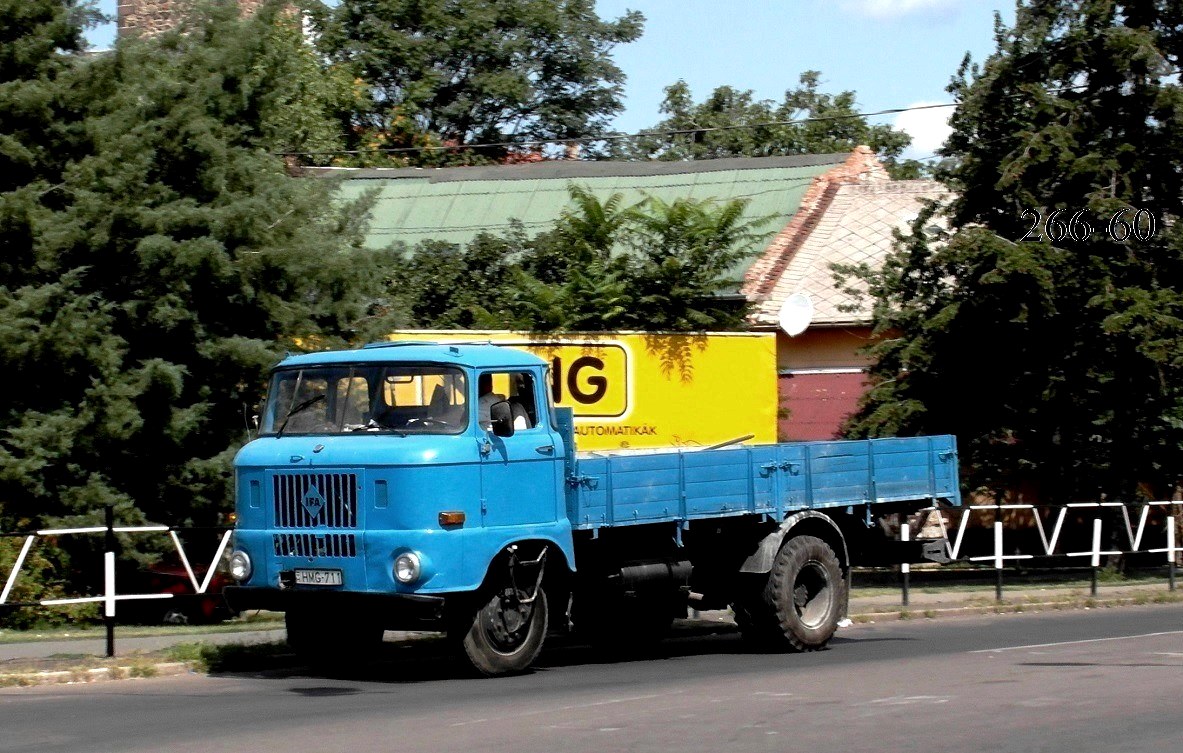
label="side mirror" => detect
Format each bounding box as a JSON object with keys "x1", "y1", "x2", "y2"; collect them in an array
[{"x1": 489, "y1": 400, "x2": 515, "y2": 438}]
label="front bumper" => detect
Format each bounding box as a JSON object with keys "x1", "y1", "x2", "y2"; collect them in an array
[{"x1": 225, "y1": 586, "x2": 447, "y2": 629}]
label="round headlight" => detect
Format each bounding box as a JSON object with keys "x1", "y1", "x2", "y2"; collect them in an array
[
  {"x1": 393, "y1": 552, "x2": 421, "y2": 584},
  {"x1": 229, "y1": 550, "x2": 252, "y2": 582}
]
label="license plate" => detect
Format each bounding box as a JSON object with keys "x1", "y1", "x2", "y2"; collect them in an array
[{"x1": 293, "y1": 569, "x2": 343, "y2": 586}]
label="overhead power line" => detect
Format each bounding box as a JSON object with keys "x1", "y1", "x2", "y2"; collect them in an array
[
  {"x1": 280, "y1": 84, "x2": 1093, "y2": 158},
  {"x1": 281, "y1": 102, "x2": 959, "y2": 158}
]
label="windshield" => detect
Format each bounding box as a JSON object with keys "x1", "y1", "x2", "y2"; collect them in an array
[{"x1": 260, "y1": 364, "x2": 469, "y2": 436}]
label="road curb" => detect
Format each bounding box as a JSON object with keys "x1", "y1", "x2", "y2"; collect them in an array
[
  {"x1": 0, "y1": 661, "x2": 191, "y2": 689},
  {"x1": 849, "y1": 594, "x2": 1181, "y2": 622}
]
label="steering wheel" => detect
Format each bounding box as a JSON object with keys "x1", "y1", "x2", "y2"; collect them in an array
[{"x1": 405, "y1": 417, "x2": 450, "y2": 427}]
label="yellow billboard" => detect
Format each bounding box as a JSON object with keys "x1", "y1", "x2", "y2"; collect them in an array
[{"x1": 386, "y1": 331, "x2": 778, "y2": 451}]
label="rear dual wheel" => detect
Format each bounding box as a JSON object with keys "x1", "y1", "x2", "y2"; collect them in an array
[{"x1": 733, "y1": 534, "x2": 844, "y2": 651}]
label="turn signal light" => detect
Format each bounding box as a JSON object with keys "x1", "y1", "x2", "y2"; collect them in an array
[{"x1": 438, "y1": 511, "x2": 466, "y2": 527}]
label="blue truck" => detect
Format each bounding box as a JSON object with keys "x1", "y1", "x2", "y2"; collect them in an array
[{"x1": 226, "y1": 341, "x2": 960, "y2": 675}]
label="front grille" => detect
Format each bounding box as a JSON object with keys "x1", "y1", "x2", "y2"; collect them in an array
[
  {"x1": 273, "y1": 533, "x2": 357, "y2": 558},
  {"x1": 272, "y1": 473, "x2": 358, "y2": 528}
]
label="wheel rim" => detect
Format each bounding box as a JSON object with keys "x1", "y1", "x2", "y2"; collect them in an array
[
  {"x1": 792, "y1": 561, "x2": 833, "y2": 629},
  {"x1": 478, "y1": 588, "x2": 535, "y2": 654}
]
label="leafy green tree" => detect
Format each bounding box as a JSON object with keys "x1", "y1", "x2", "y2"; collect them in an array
[
  {"x1": 392, "y1": 231, "x2": 528, "y2": 328},
  {"x1": 617, "y1": 195, "x2": 767, "y2": 330},
  {"x1": 842, "y1": 0, "x2": 1183, "y2": 503},
  {"x1": 0, "y1": 0, "x2": 390, "y2": 589},
  {"x1": 617, "y1": 73, "x2": 916, "y2": 176},
  {"x1": 314, "y1": 0, "x2": 643, "y2": 163},
  {"x1": 515, "y1": 185, "x2": 631, "y2": 329},
  {"x1": 248, "y1": 4, "x2": 357, "y2": 164}
]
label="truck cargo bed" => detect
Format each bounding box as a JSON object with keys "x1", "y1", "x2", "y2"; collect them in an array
[{"x1": 566, "y1": 436, "x2": 959, "y2": 530}]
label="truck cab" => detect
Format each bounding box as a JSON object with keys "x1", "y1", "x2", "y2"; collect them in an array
[{"x1": 228, "y1": 342, "x2": 574, "y2": 674}]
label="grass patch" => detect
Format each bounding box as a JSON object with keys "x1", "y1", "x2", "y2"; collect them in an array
[
  {"x1": 1095, "y1": 565, "x2": 1128, "y2": 584},
  {"x1": 0, "y1": 611, "x2": 285, "y2": 645},
  {"x1": 166, "y1": 640, "x2": 294, "y2": 673}
]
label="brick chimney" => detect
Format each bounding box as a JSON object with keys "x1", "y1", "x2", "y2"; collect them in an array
[{"x1": 117, "y1": 0, "x2": 266, "y2": 39}]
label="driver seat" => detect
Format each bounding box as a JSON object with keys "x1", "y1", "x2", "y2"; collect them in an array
[{"x1": 428, "y1": 384, "x2": 465, "y2": 425}]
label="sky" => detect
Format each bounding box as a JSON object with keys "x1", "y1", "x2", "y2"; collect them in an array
[{"x1": 88, "y1": 0, "x2": 1017, "y2": 159}]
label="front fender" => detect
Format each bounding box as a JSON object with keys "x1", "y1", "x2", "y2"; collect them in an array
[{"x1": 370, "y1": 521, "x2": 576, "y2": 594}]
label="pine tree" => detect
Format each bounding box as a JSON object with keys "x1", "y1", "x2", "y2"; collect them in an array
[{"x1": 0, "y1": 1, "x2": 389, "y2": 551}]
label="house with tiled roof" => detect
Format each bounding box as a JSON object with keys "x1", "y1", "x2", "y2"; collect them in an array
[
  {"x1": 742, "y1": 155, "x2": 947, "y2": 440},
  {"x1": 314, "y1": 149, "x2": 945, "y2": 441}
]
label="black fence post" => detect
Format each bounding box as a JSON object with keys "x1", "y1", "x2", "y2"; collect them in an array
[{"x1": 105, "y1": 505, "x2": 115, "y2": 659}]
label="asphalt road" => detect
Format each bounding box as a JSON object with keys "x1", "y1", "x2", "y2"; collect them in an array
[{"x1": 2, "y1": 605, "x2": 1181, "y2": 753}]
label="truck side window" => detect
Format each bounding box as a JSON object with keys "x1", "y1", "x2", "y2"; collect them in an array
[{"x1": 479, "y1": 371, "x2": 538, "y2": 431}]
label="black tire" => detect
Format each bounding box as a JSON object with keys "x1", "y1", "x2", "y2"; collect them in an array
[
  {"x1": 764, "y1": 535, "x2": 844, "y2": 651},
  {"x1": 162, "y1": 606, "x2": 191, "y2": 626},
  {"x1": 460, "y1": 586, "x2": 548, "y2": 677},
  {"x1": 286, "y1": 609, "x2": 384, "y2": 665},
  {"x1": 730, "y1": 586, "x2": 781, "y2": 646}
]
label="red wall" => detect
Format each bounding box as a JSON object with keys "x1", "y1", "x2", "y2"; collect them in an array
[{"x1": 777, "y1": 371, "x2": 867, "y2": 441}]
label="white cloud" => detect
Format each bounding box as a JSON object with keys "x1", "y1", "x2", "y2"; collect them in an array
[
  {"x1": 893, "y1": 102, "x2": 954, "y2": 160},
  {"x1": 842, "y1": 0, "x2": 961, "y2": 19}
]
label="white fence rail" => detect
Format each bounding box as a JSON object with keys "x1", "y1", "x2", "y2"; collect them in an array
[
  {"x1": 0, "y1": 507, "x2": 232, "y2": 656},
  {"x1": 898, "y1": 501, "x2": 1183, "y2": 603}
]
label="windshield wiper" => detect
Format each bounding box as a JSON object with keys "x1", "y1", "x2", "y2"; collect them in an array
[{"x1": 275, "y1": 394, "x2": 325, "y2": 438}]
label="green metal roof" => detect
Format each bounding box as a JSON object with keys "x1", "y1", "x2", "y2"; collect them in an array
[{"x1": 316, "y1": 154, "x2": 847, "y2": 282}]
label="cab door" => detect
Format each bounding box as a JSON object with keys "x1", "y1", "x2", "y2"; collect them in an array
[{"x1": 478, "y1": 369, "x2": 561, "y2": 528}]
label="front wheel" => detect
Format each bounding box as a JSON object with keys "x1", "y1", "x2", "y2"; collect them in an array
[{"x1": 459, "y1": 586, "x2": 548, "y2": 677}]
